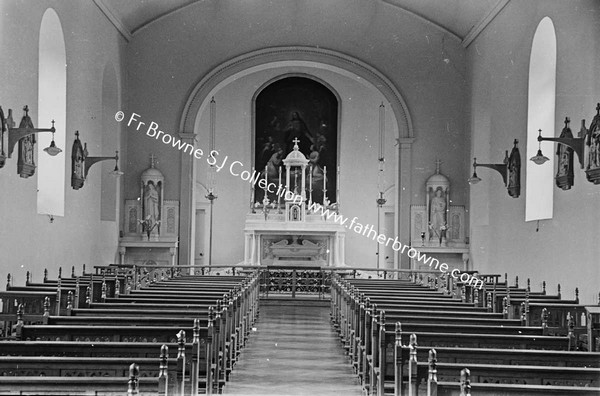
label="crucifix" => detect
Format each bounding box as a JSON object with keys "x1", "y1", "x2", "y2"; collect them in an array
[{"x1": 434, "y1": 159, "x2": 442, "y2": 174}]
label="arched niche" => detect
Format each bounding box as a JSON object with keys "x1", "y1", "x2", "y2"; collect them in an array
[
  {"x1": 37, "y1": 8, "x2": 66, "y2": 217},
  {"x1": 525, "y1": 17, "x2": 556, "y2": 222}
]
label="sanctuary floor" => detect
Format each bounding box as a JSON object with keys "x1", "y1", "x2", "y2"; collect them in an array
[{"x1": 223, "y1": 302, "x2": 362, "y2": 396}]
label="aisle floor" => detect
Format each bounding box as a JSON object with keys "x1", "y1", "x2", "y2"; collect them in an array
[{"x1": 223, "y1": 304, "x2": 363, "y2": 396}]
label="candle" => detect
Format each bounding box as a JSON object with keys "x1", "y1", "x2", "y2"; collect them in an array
[
  {"x1": 337, "y1": 165, "x2": 340, "y2": 204},
  {"x1": 323, "y1": 166, "x2": 327, "y2": 205},
  {"x1": 278, "y1": 166, "x2": 282, "y2": 209},
  {"x1": 250, "y1": 167, "x2": 255, "y2": 204},
  {"x1": 278, "y1": 166, "x2": 282, "y2": 191},
  {"x1": 264, "y1": 165, "x2": 268, "y2": 193}
]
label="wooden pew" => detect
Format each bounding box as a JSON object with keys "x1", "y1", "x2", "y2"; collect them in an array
[
  {"x1": 0, "y1": 266, "x2": 260, "y2": 394},
  {"x1": 412, "y1": 349, "x2": 600, "y2": 396},
  {"x1": 330, "y1": 274, "x2": 597, "y2": 396},
  {"x1": 0, "y1": 341, "x2": 187, "y2": 395}
]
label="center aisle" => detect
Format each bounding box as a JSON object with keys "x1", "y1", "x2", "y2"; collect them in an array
[{"x1": 223, "y1": 302, "x2": 362, "y2": 396}]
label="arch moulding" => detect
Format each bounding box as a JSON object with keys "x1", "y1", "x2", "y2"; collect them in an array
[
  {"x1": 179, "y1": 46, "x2": 413, "y2": 138},
  {"x1": 177, "y1": 46, "x2": 415, "y2": 269}
]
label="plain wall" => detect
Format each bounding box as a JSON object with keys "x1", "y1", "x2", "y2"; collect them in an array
[
  {"x1": 468, "y1": 0, "x2": 600, "y2": 304},
  {"x1": 0, "y1": 1, "x2": 126, "y2": 283},
  {"x1": 124, "y1": 0, "x2": 470, "y2": 267}
]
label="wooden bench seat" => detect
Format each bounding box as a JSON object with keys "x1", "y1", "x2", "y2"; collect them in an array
[
  {"x1": 0, "y1": 340, "x2": 185, "y2": 358},
  {"x1": 0, "y1": 376, "x2": 159, "y2": 395},
  {"x1": 415, "y1": 361, "x2": 600, "y2": 387},
  {"x1": 43, "y1": 315, "x2": 207, "y2": 327},
  {"x1": 382, "y1": 322, "x2": 541, "y2": 335},
  {"x1": 414, "y1": 346, "x2": 600, "y2": 367},
  {"x1": 381, "y1": 314, "x2": 521, "y2": 327},
  {"x1": 70, "y1": 307, "x2": 211, "y2": 317},
  {"x1": 352, "y1": 301, "x2": 488, "y2": 312},
  {"x1": 16, "y1": 324, "x2": 203, "y2": 342},
  {"x1": 431, "y1": 382, "x2": 600, "y2": 395},
  {"x1": 384, "y1": 380, "x2": 600, "y2": 395},
  {"x1": 0, "y1": 355, "x2": 173, "y2": 377}
]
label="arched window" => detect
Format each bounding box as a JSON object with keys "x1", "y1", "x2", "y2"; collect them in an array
[
  {"x1": 525, "y1": 17, "x2": 556, "y2": 221},
  {"x1": 37, "y1": 8, "x2": 66, "y2": 216}
]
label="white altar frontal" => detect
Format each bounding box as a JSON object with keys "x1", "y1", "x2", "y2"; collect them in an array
[{"x1": 244, "y1": 139, "x2": 345, "y2": 267}]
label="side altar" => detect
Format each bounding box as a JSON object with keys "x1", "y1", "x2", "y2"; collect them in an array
[
  {"x1": 119, "y1": 156, "x2": 179, "y2": 266},
  {"x1": 410, "y1": 160, "x2": 469, "y2": 271},
  {"x1": 244, "y1": 139, "x2": 345, "y2": 267}
]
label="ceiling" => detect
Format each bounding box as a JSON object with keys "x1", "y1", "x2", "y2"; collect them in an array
[{"x1": 94, "y1": 0, "x2": 509, "y2": 46}]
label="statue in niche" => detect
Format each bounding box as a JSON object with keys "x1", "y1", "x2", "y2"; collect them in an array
[
  {"x1": 144, "y1": 181, "x2": 160, "y2": 224},
  {"x1": 555, "y1": 118, "x2": 574, "y2": 190},
  {"x1": 429, "y1": 188, "x2": 447, "y2": 240},
  {"x1": 585, "y1": 104, "x2": 600, "y2": 184},
  {"x1": 0, "y1": 107, "x2": 6, "y2": 168},
  {"x1": 71, "y1": 131, "x2": 86, "y2": 190},
  {"x1": 507, "y1": 140, "x2": 521, "y2": 198},
  {"x1": 140, "y1": 154, "x2": 164, "y2": 238},
  {"x1": 17, "y1": 106, "x2": 36, "y2": 178}
]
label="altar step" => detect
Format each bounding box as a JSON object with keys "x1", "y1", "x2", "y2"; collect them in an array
[{"x1": 260, "y1": 296, "x2": 330, "y2": 307}]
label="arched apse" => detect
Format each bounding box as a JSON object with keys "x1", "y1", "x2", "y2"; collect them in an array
[{"x1": 177, "y1": 47, "x2": 412, "y2": 267}]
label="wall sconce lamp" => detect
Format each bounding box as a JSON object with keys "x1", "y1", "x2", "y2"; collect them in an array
[
  {"x1": 84, "y1": 150, "x2": 122, "y2": 178},
  {"x1": 6, "y1": 106, "x2": 58, "y2": 158},
  {"x1": 530, "y1": 118, "x2": 585, "y2": 168},
  {"x1": 468, "y1": 153, "x2": 508, "y2": 185},
  {"x1": 469, "y1": 139, "x2": 521, "y2": 197}
]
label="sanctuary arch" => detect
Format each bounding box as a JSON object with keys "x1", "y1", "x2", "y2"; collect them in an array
[{"x1": 178, "y1": 46, "x2": 415, "y2": 268}]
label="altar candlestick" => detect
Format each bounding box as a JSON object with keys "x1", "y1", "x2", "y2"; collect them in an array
[
  {"x1": 309, "y1": 165, "x2": 313, "y2": 204},
  {"x1": 278, "y1": 166, "x2": 282, "y2": 212},
  {"x1": 250, "y1": 168, "x2": 255, "y2": 207},
  {"x1": 337, "y1": 165, "x2": 340, "y2": 205},
  {"x1": 323, "y1": 166, "x2": 327, "y2": 205},
  {"x1": 264, "y1": 165, "x2": 268, "y2": 195},
  {"x1": 379, "y1": 102, "x2": 385, "y2": 161}
]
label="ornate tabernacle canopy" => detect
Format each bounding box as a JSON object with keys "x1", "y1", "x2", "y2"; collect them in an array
[
  {"x1": 282, "y1": 137, "x2": 309, "y2": 167},
  {"x1": 426, "y1": 159, "x2": 450, "y2": 191}
]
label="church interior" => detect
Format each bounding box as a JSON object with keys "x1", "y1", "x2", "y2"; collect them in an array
[{"x1": 0, "y1": 0, "x2": 599, "y2": 394}]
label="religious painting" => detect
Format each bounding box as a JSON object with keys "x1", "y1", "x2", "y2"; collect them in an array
[
  {"x1": 555, "y1": 118, "x2": 574, "y2": 190},
  {"x1": 17, "y1": 107, "x2": 36, "y2": 178},
  {"x1": 255, "y1": 76, "x2": 338, "y2": 204}
]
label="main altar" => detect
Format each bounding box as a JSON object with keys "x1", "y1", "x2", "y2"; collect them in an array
[{"x1": 243, "y1": 139, "x2": 345, "y2": 266}]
